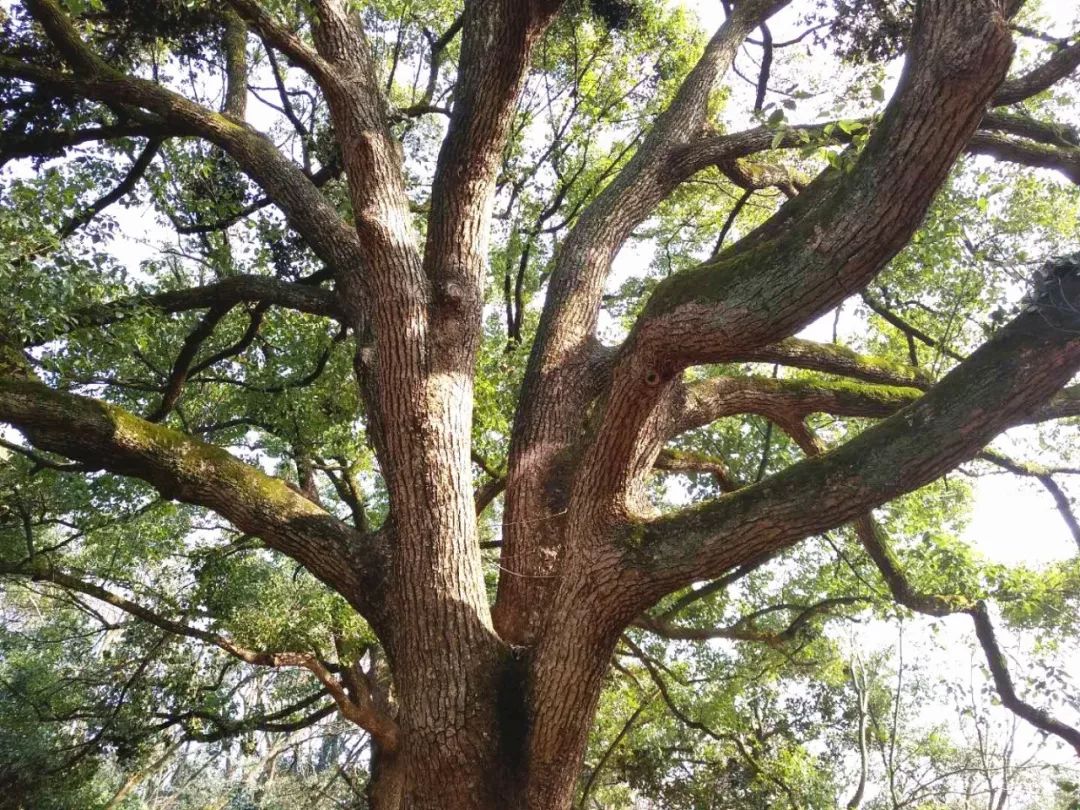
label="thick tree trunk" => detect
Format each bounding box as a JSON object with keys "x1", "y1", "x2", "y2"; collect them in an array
[
  {"x1": 367, "y1": 744, "x2": 405, "y2": 810},
  {"x1": 365, "y1": 688, "x2": 525, "y2": 809},
  {"x1": 366, "y1": 623, "x2": 610, "y2": 810}
]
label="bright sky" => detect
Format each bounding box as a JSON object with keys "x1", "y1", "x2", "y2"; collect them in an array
[
  {"x1": 1, "y1": 0, "x2": 1076, "y2": 793},
  {"x1": 667, "y1": 0, "x2": 1079, "y2": 567},
  {"x1": 671, "y1": 0, "x2": 1080, "y2": 781}
]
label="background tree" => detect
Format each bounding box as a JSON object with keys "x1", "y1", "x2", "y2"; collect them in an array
[{"x1": 0, "y1": 0, "x2": 1079, "y2": 807}]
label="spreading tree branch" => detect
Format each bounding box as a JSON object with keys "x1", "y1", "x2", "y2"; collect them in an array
[
  {"x1": 0, "y1": 121, "x2": 174, "y2": 166},
  {"x1": 0, "y1": 560, "x2": 399, "y2": 748},
  {"x1": 855, "y1": 517, "x2": 1080, "y2": 756},
  {"x1": 0, "y1": 374, "x2": 389, "y2": 627},
  {"x1": 625, "y1": 256, "x2": 1080, "y2": 608},
  {"x1": 968, "y1": 130, "x2": 1080, "y2": 184}
]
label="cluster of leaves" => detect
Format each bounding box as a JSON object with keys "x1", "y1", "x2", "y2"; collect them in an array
[
  {"x1": 802, "y1": 0, "x2": 915, "y2": 63},
  {"x1": 0, "y1": 0, "x2": 1078, "y2": 805}
]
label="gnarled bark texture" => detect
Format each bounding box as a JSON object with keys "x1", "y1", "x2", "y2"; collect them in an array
[{"x1": 3, "y1": 0, "x2": 1080, "y2": 807}]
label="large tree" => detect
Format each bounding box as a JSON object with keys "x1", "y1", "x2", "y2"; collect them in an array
[{"x1": 1, "y1": 0, "x2": 1079, "y2": 807}]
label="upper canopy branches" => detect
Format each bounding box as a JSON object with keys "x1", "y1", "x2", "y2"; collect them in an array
[
  {"x1": 631, "y1": 0, "x2": 1016, "y2": 367},
  {"x1": 625, "y1": 253, "x2": 1080, "y2": 601},
  {"x1": 1, "y1": 1, "x2": 1080, "y2": 787}
]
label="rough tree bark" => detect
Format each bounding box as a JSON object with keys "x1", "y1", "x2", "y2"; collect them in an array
[{"x1": 2, "y1": 0, "x2": 1080, "y2": 808}]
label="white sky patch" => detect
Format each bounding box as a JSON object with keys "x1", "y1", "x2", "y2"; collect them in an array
[
  {"x1": 2, "y1": 0, "x2": 1076, "y2": 782},
  {"x1": 664, "y1": 0, "x2": 1080, "y2": 570},
  {"x1": 656, "y1": 0, "x2": 1080, "y2": 781}
]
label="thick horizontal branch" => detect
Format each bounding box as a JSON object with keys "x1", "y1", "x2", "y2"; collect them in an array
[
  {"x1": 668, "y1": 375, "x2": 926, "y2": 438},
  {"x1": 673, "y1": 110, "x2": 1080, "y2": 190},
  {"x1": 668, "y1": 372, "x2": 1078, "y2": 446},
  {"x1": 29, "y1": 275, "x2": 341, "y2": 345},
  {"x1": 0, "y1": 378, "x2": 387, "y2": 626},
  {"x1": 737, "y1": 337, "x2": 931, "y2": 388},
  {"x1": 968, "y1": 130, "x2": 1080, "y2": 184},
  {"x1": 626, "y1": 257, "x2": 1080, "y2": 602},
  {"x1": 980, "y1": 110, "x2": 1079, "y2": 147}
]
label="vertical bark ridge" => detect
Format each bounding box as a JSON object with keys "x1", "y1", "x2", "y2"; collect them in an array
[
  {"x1": 569, "y1": 0, "x2": 1014, "y2": 528},
  {"x1": 309, "y1": 4, "x2": 552, "y2": 805},
  {"x1": 497, "y1": 0, "x2": 789, "y2": 645}
]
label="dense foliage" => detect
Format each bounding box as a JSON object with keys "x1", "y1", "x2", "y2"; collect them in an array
[{"x1": 0, "y1": 0, "x2": 1078, "y2": 807}]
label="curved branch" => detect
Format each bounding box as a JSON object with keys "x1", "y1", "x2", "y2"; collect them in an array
[
  {"x1": 174, "y1": 698, "x2": 335, "y2": 743},
  {"x1": 993, "y1": 35, "x2": 1080, "y2": 106},
  {"x1": 566, "y1": 0, "x2": 1017, "y2": 525},
  {"x1": 861, "y1": 294, "x2": 967, "y2": 362},
  {"x1": 654, "y1": 448, "x2": 739, "y2": 492},
  {"x1": 0, "y1": 376, "x2": 388, "y2": 626},
  {"x1": 395, "y1": 13, "x2": 463, "y2": 119},
  {"x1": 969, "y1": 602, "x2": 1080, "y2": 756},
  {"x1": 980, "y1": 110, "x2": 1079, "y2": 147},
  {"x1": 636, "y1": 596, "x2": 866, "y2": 643},
  {"x1": 667, "y1": 375, "x2": 926, "y2": 438},
  {"x1": 634, "y1": 2, "x2": 1014, "y2": 368},
  {"x1": 59, "y1": 138, "x2": 162, "y2": 238},
  {"x1": 0, "y1": 560, "x2": 399, "y2": 749},
  {"x1": 148, "y1": 302, "x2": 235, "y2": 422}
]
